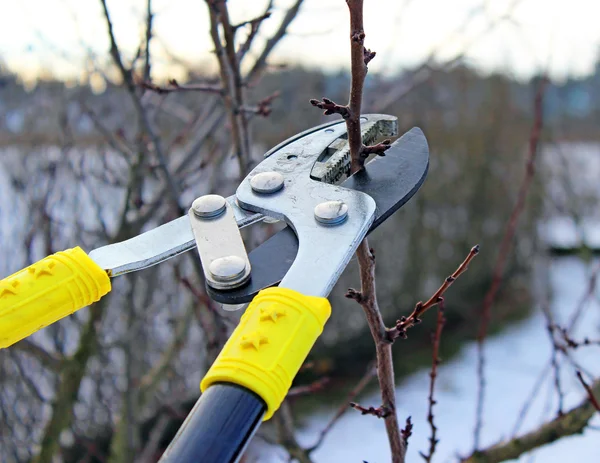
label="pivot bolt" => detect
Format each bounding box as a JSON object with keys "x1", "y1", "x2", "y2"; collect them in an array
[
  {"x1": 314, "y1": 200, "x2": 348, "y2": 225},
  {"x1": 192, "y1": 194, "x2": 226, "y2": 219},
  {"x1": 209, "y1": 256, "x2": 247, "y2": 283},
  {"x1": 250, "y1": 171, "x2": 284, "y2": 194}
]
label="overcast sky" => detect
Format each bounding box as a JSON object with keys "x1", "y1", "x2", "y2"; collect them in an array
[{"x1": 1, "y1": 0, "x2": 599, "y2": 84}]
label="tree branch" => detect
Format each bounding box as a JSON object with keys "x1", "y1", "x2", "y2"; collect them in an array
[
  {"x1": 474, "y1": 77, "x2": 547, "y2": 450},
  {"x1": 576, "y1": 372, "x2": 600, "y2": 411},
  {"x1": 462, "y1": 379, "x2": 600, "y2": 463},
  {"x1": 141, "y1": 79, "x2": 223, "y2": 95},
  {"x1": 387, "y1": 245, "x2": 479, "y2": 341},
  {"x1": 246, "y1": 0, "x2": 305, "y2": 85}
]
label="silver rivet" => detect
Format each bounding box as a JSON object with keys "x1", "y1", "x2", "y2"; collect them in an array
[
  {"x1": 192, "y1": 195, "x2": 226, "y2": 219},
  {"x1": 209, "y1": 256, "x2": 247, "y2": 282},
  {"x1": 250, "y1": 171, "x2": 284, "y2": 194},
  {"x1": 314, "y1": 200, "x2": 348, "y2": 225}
]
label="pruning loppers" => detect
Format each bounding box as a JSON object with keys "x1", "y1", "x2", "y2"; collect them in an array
[{"x1": 0, "y1": 114, "x2": 429, "y2": 463}]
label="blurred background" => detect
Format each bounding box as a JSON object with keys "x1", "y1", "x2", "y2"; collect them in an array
[{"x1": 0, "y1": 1, "x2": 599, "y2": 462}]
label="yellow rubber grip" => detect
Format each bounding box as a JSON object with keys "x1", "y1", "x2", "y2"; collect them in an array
[
  {"x1": 201, "y1": 287, "x2": 331, "y2": 420},
  {"x1": 0, "y1": 247, "x2": 111, "y2": 348}
]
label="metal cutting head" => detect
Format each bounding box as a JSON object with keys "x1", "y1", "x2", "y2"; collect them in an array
[{"x1": 208, "y1": 114, "x2": 430, "y2": 303}]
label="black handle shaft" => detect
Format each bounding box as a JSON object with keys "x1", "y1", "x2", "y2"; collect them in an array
[{"x1": 159, "y1": 383, "x2": 266, "y2": 463}]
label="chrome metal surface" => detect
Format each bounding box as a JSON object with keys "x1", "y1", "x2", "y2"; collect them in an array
[
  {"x1": 89, "y1": 195, "x2": 262, "y2": 277},
  {"x1": 189, "y1": 202, "x2": 251, "y2": 290},
  {"x1": 310, "y1": 114, "x2": 398, "y2": 183},
  {"x1": 314, "y1": 200, "x2": 349, "y2": 225},
  {"x1": 209, "y1": 256, "x2": 247, "y2": 282},
  {"x1": 235, "y1": 115, "x2": 396, "y2": 297},
  {"x1": 192, "y1": 194, "x2": 227, "y2": 219},
  {"x1": 249, "y1": 171, "x2": 284, "y2": 194},
  {"x1": 88, "y1": 115, "x2": 394, "y2": 279}
]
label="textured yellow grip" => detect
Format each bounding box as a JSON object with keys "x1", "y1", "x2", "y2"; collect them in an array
[
  {"x1": 201, "y1": 287, "x2": 331, "y2": 420},
  {"x1": 0, "y1": 247, "x2": 111, "y2": 348}
]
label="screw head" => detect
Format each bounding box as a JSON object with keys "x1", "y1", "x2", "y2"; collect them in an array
[
  {"x1": 250, "y1": 171, "x2": 284, "y2": 194},
  {"x1": 314, "y1": 200, "x2": 348, "y2": 225},
  {"x1": 192, "y1": 194, "x2": 226, "y2": 219},
  {"x1": 209, "y1": 256, "x2": 247, "y2": 282}
]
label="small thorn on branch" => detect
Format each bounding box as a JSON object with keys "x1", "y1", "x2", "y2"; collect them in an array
[
  {"x1": 362, "y1": 139, "x2": 392, "y2": 158},
  {"x1": 345, "y1": 288, "x2": 364, "y2": 303},
  {"x1": 364, "y1": 47, "x2": 376, "y2": 65},
  {"x1": 310, "y1": 97, "x2": 350, "y2": 118},
  {"x1": 350, "y1": 402, "x2": 392, "y2": 418}
]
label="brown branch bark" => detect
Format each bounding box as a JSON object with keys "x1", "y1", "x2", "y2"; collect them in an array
[
  {"x1": 462, "y1": 379, "x2": 600, "y2": 463},
  {"x1": 473, "y1": 77, "x2": 547, "y2": 450}
]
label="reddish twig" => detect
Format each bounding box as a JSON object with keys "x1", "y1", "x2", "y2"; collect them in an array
[
  {"x1": 243, "y1": 91, "x2": 280, "y2": 117},
  {"x1": 576, "y1": 371, "x2": 600, "y2": 412},
  {"x1": 401, "y1": 416, "x2": 414, "y2": 448},
  {"x1": 542, "y1": 306, "x2": 565, "y2": 416},
  {"x1": 309, "y1": 97, "x2": 350, "y2": 118},
  {"x1": 141, "y1": 79, "x2": 223, "y2": 94},
  {"x1": 473, "y1": 77, "x2": 547, "y2": 450},
  {"x1": 287, "y1": 377, "x2": 330, "y2": 398},
  {"x1": 420, "y1": 302, "x2": 446, "y2": 462},
  {"x1": 350, "y1": 402, "x2": 392, "y2": 418},
  {"x1": 387, "y1": 245, "x2": 479, "y2": 341},
  {"x1": 307, "y1": 361, "x2": 377, "y2": 453},
  {"x1": 362, "y1": 139, "x2": 392, "y2": 157}
]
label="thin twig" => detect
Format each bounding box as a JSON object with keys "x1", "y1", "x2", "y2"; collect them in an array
[
  {"x1": 307, "y1": 361, "x2": 377, "y2": 453},
  {"x1": 473, "y1": 77, "x2": 547, "y2": 450},
  {"x1": 246, "y1": 0, "x2": 305, "y2": 85},
  {"x1": 541, "y1": 305, "x2": 565, "y2": 416},
  {"x1": 576, "y1": 372, "x2": 600, "y2": 411},
  {"x1": 141, "y1": 79, "x2": 223, "y2": 95},
  {"x1": 401, "y1": 416, "x2": 414, "y2": 449},
  {"x1": 287, "y1": 378, "x2": 330, "y2": 398},
  {"x1": 349, "y1": 402, "x2": 392, "y2": 418},
  {"x1": 387, "y1": 245, "x2": 479, "y2": 341},
  {"x1": 420, "y1": 302, "x2": 446, "y2": 462}
]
